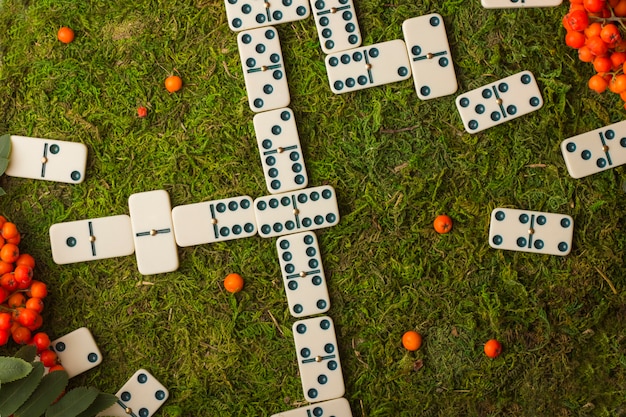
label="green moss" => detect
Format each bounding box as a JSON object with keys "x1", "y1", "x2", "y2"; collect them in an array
[{"x1": 0, "y1": 0, "x2": 625, "y2": 416}]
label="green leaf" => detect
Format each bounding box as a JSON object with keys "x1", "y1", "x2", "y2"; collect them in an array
[
  {"x1": 14, "y1": 345, "x2": 38, "y2": 362},
  {"x1": 0, "y1": 362, "x2": 45, "y2": 417},
  {"x1": 0, "y1": 156, "x2": 9, "y2": 175},
  {"x1": 14, "y1": 370, "x2": 69, "y2": 417},
  {"x1": 74, "y1": 393, "x2": 118, "y2": 417},
  {"x1": 0, "y1": 134, "x2": 11, "y2": 159},
  {"x1": 45, "y1": 387, "x2": 99, "y2": 417},
  {"x1": 0, "y1": 357, "x2": 33, "y2": 383}
]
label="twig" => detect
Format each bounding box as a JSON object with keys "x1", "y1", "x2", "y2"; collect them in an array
[
  {"x1": 351, "y1": 338, "x2": 369, "y2": 368},
  {"x1": 380, "y1": 125, "x2": 419, "y2": 134},
  {"x1": 222, "y1": 61, "x2": 236, "y2": 79},
  {"x1": 442, "y1": 119, "x2": 465, "y2": 137},
  {"x1": 595, "y1": 266, "x2": 618, "y2": 294},
  {"x1": 267, "y1": 310, "x2": 285, "y2": 337}
]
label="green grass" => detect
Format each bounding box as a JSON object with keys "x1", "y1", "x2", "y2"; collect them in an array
[{"x1": 1, "y1": 0, "x2": 626, "y2": 415}]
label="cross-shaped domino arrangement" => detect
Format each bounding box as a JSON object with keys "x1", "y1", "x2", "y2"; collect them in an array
[{"x1": 42, "y1": 5, "x2": 559, "y2": 415}]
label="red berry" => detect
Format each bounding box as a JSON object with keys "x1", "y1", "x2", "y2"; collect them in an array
[
  {"x1": 8, "y1": 292, "x2": 25, "y2": 308},
  {"x1": 0, "y1": 329, "x2": 9, "y2": 345},
  {"x1": 1, "y1": 222, "x2": 18, "y2": 240},
  {"x1": 601, "y1": 23, "x2": 622, "y2": 45},
  {"x1": 16, "y1": 308, "x2": 38, "y2": 327},
  {"x1": 0, "y1": 261, "x2": 14, "y2": 275},
  {"x1": 39, "y1": 349, "x2": 58, "y2": 367},
  {"x1": 589, "y1": 73, "x2": 609, "y2": 93},
  {"x1": 585, "y1": 22, "x2": 603, "y2": 38},
  {"x1": 0, "y1": 287, "x2": 9, "y2": 304},
  {"x1": 48, "y1": 364, "x2": 65, "y2": 373},
  {"x1": 610, "y1": 51, "x2": 626, "y2": 68},
  {"x1": 586, "y1": 35, "x2": 609, "y2": 56},
  {"x1": 1, "y1": 273, "x2": 18, "y2": 292},
  {"x1": 0, "y1": 312, "x2": 12, "y2": 330},
  {"x1": 609, "y1": 74, "x2": 626, "y2": 94},
  {"x1": 584, "y1": 0, "x2": 606, "y2": 12},
  {"x1": 137, "y1": 106, "x2": 148, "y2": 118},
  {"x1": 566, "y1": 9, "x2": 589, "y2": 31},
  {"x1": 0, "y1": 243, "x2": 19, "y2": 263},
  {"x1": 11, "y1": 326, "x2": 31, "y2": 344},
  {"x1": 26, "y1": 313, "x2": 43, "y2": 331},
  {"x1": 28, "y1": 280, "x2": 47, "y2": 299},
  {"x1": 25, "y1": 297, "x2": 44, "y2": 313},
  {"x1": 565, "y1": 30, "x2": 586, "y2": 49},
  {"x1": 578, "y1": 46, "x2": 595, "y2": 63},
  {"x1": 593, "y1": 55, "x2": 613, "y2": 72},
  {"x1": 14, "y1": 264, "x2": 32, "y2": 285},
  {"x1": 484, "y1": 339, "x2": 503, "y2": 358},
  {"x1": 16, "y1": 253, "x2": 35, "y2": 269},
  {"x1": 562, "y1": 14, "x2": 575, "y2": 32},
  {"x1": 32, "y1": 332, "x2": 50, "y2": 352}
]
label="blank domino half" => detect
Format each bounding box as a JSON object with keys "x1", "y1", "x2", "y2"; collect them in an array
[
  {"x1": 171, "y1": 196, "x2": 257, "y2": 246},
  {"x1": 128, "y1": 190, "x2": 179, "y2": 275}
]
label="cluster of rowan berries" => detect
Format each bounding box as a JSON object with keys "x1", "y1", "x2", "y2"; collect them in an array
[
  {"x1": 563, "y1": 0, "x2": 626, "y2": 107},
  {"x1": 0, "y1": 217, "x2": 63, "y2": 371}
]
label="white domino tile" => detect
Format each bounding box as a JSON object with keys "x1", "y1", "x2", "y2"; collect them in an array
[
  {"x1": 224, "y1": 0, "x2": 310, "y2": 32},
  {"x1": 253, "y1": 107, "x2": 308, "y2": 194},
  {"x1": 271, "y1": 397, "x2": 353, "y2": 417},
  {"x1": 310, "y1": 0, "x2": 361, "y2": 54},
  {"x1": 171, "y1": 196, "x2": 257, "y2": 246},
  {"x1": 482, "y1": 0, "x2": 562, "y2": 8},
  {"x1": 128, "y1": 190, "x2": 179, "y2": 275},
  {"x1": 560, "y1": 120, "x2": 626, "y2": 179},
  {"x1": 97, "y1": 369, "x2": 169, "y2": 417},
  {"x1": 324, "y1": 39, "x2": 411, "y2": 94},
  {"x1": 237, "y1": 26, "x2": 291, "y2": 113},
  {"x1": 455, "y1": 70, "x2": 543, "y2": 134},
  {"x1": 276, "y1": 231, "x2": 330, "y2": 317},
  {"x1": 488, "y1": 207, "x2": 574, "y2": 256},
  {"x1": 51, "y1": 327, "x2": 102, "y2": 378},
  {"x1": 49, "y1": 215, "x2": 135, "y2": 264},
  {"x1": 5, "y1": 135, "x2": 87, "y2": 183},
  {"x1": 293, "y1": 315, "x2": 345, "y2": 403},
  {"x1": 254, "y1": 185, "x2": 340, "y2": 238},
  {"x1": 402, "y1": 13, "x2": 457, "y2": 100}
]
